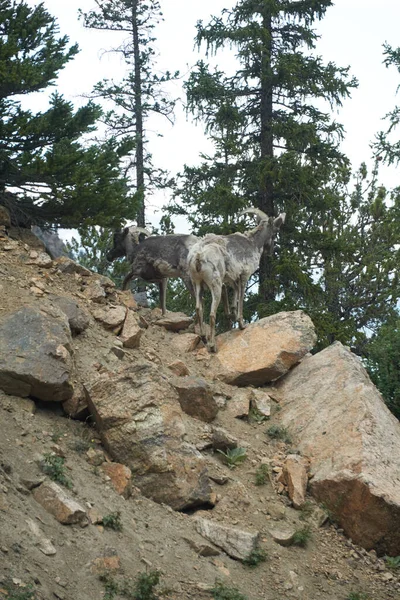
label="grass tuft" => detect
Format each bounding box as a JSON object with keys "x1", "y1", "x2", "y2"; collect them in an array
[{"x1": 41, "y1": 453, "x2": 72, "y2": 489}]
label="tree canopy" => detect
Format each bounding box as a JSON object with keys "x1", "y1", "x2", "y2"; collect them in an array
[{"x1": 0, "y1": 0, "x2": 134, "y2": 228}]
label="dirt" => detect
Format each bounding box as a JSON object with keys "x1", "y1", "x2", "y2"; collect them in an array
[{"x1": 0, "y1": 230, "x2": 399, "y2": 600}]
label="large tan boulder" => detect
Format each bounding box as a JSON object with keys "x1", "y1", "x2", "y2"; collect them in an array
[
  {"x1": 214, "y1": 311, "x2": 316, "y2": 386},
  {"x1": 277, "y1": 342, "x2": 400, "y2": 556},
  {"x1": 84, "y1": 362, "x2": 213, "y2": 511}
]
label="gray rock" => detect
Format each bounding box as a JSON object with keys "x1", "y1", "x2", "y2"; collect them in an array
[
  {"x1": 195, "y1": 517, "x2": 260, "y2": 560},
  {"x1": 170, "y1": 376, "x2": 218, "y2": 423},
  {"x1": 0, "y1": 306, "x2": 74, "y2": 402},
  {"x1": 49, "y1": 295, "x2": 90, "y2": 335}
]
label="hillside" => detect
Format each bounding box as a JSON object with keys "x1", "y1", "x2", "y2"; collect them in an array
[{"x1": 0, "y1": 227, "x2": 399, "y2": 600}]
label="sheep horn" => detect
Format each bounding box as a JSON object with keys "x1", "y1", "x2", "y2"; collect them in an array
[{"x1": 238, "y1": 207, "x2": 269, "y2": 223}]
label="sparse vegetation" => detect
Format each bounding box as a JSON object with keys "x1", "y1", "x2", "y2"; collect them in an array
[
  {"x1": 2, "y1": 581, "x2": 37, "y2": 600},
  {"x1": 299, "y1": 501, "x2": 314, "y2": 521},
  {"x1": 254, "y1": 463, "x2": 270, "y2": 486},
  {"x1": 243, "y1": 547, "x2": 267, "y2": 567},
  {"x1": 40, "y1": 453, "x2": 72, "y2": 489},
  {"x1": 102, "y1": 511, "x2": 123, "y2": 532},
  {"x1": 130, "y1": 570, "x2": 161, "y2": 600},
  {"x1": 292, "y1": 526, "x2": 312, "y2": 547},
  {"x1": 99, "y1": 572, "x2": 119, "y2": 600},
  {"x1": 248, "y1": 406, "x2": 268, "y2": 424},
  {"x1": 266, "y1": 424, "x2": 292, "y2": 444},
  {"x1": 51, "y1": 431, "x2": 63, "y2": 443},
  {"x1": 384, "y1": 555, "x2": 400, "y2": 570},
  {"x1": 70, "y1": 438, "x2": 92, "y2": 454},
  {"x1": 99, "y1": 570, "x2": 161, "y2": 600},
  {"x1": 346, "y1": 592, "x2": 370, "y2": 600},
  {"x1": 216, "y1": 447, "x2": 247, "y2": 469},
  {"x1": 212, "y1": 581, "x2": 248, "y2": 600}
]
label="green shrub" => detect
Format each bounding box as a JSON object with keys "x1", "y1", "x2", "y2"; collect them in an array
[
  {"x1": 217, "y1": 447, "x2": 247, "y2": 469},
  {"x1": 254, "y1": 463, "x2": 270, "y2": 486},
  {"x1": 385, "y1": 555, "x2": 400, "y2": 570},
  {"x1": 292, "y1": 526, "x2": 312, "y2": 547},
  {"x1": 346, "y1": 592, "x2": 370, "y2": 600},
  {"x1": 243, "y1": 547, "x2": 267, "y2": 567},
  {"x1": 212, "y1": 581, "x2": 248, "y2": 600},
  {"x1": 130, "y1": 570, "x2": 161, "y2": 600},
  {"x1": 266, "y1": 424, "x2": 292, "y2": 444},
  {"x1": 2, "y1": 581, "x2": 37, "y2": 600},
  {"x1": 41, "y1": 453, "x2": 72, "y2": 488},
  {"x1": 103, "y1": 511, "x2": 123, "y2": 532}
]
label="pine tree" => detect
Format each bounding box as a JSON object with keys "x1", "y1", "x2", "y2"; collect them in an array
[
  {"x1": 80, "y1": 0, "x2": 178, "y2": 228},
  {"x1": 171, "y1": 0, "x2": 357, "y2": 308},
  {"x1": 374, "y1": 43, "x2": 400, "y2": 164},
  {"x1": 0, "y1": 0, "x2": 133, "y2": 228}
]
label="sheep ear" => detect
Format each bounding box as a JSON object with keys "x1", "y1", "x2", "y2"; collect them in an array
[
  {"x1": 274, "y1": 213, "x2": 286, "y2": 230},
  {"x1": 138, "y1": 232, "x2": 147, "y2": 243}
]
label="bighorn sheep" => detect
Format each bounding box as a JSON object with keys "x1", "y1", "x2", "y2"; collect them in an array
[
  {"x1": 106, "y1": 226, "x2": 197, "y2": 315},
  {"x1": 187, "y1": 209, "x2": 285, "y2": 351}
]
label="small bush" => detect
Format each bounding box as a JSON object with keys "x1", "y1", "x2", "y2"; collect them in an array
[
  {"x1": 292, "y1": 526, "x2": 312, "y2": 547},
  {"x1": 243, "y1": 547, "x2": 267, "y2": 567},
  {"x1": 131, "y1": 570, "x2": 161, "y2": 600},
  {"x1": 248, "y1": 407, "x2": 268, "y2": 424},
  {"x1": 41, "y1": 453, "x2": 72, "y2": 489},
  {"x1": 254, "y1": 463, "x2": 270, "y2": 486},
  {"x1": 70, "y1": 438, "x2": 91, "y2": 454},
  {"x1": 212, "y1": 581, "x2": 248, "y2": 600},
  {"x1": 346, "y1": 592, "x2": 370, "y2": 600},
  {"x1": 385, "y1": 555, "x2": 400, "y2": 570},
  {"x1": 216, "y1": 447, "x2": 247, "y2": 469},
  {"x1": 266, "y1": 424, "x2": 292, "y2": 444},
  {"x1": 103, "y1": 511, "x2": 123, "y2": 532},
  {"x1": 299, "y1": 501, "x2": 314, "y2": 521},
  {"x1": 99, "y1": 572, "x2": 119, "y2": 600},
  {"x1": 2, "y1": 581, "x2": 37, "y2": 600},
  {"x1": 51, "y1": 431, "x2": 63, "y2": 443}
]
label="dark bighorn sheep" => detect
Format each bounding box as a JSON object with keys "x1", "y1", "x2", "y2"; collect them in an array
[
  {"x1": 106, "y1": 226, "x2": 197, "y2": 315},
  {"x1": 187, "y1": 208, "x2": 286, "y2": 351}
]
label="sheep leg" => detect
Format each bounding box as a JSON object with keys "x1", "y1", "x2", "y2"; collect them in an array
[
  {"x1": 208, "y1": 283, "x2": 222, "y2": 353},
  {"x1": 194, "y1": 282, "x2": 205, "y2": 340},
  {"x1": 122, "y1": 269, "x2": 134, "y2": 291},
  {"x1": 159, "y1": 277, "x2": 168, "y2": 315},
  {"x1": 237, "y1": 276, "x2": 247, "y2": 330}
]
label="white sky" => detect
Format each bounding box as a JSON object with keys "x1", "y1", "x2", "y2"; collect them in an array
[{"x1": 23, "y1": 0, "x2": 400, "y2": 229}]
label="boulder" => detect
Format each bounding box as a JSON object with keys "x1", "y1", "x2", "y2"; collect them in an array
[
  {"x1": 92, "y1": 305, "x2": 126, "y2": 331},
  {"x1": 226, "y1": 389, "x2": 251, "y2": 418},
  {"x1": 49, "y1": 295, "x2": 90, "y2": 335},
  {"x1": 84, "y1": 362, "x2": 213, "y2": 511},
  {"x1": 154, "y1": 312, "x2": 193, "y2": 332},
  {"x1": 195, "y1": 517, "x2": 260, "y2": 561},
  {"x1": 168, "y1": 360, "x2": 190, "y2": 377},
  {"x1": 214, "y1": 311, "x2": 316, "y2": 386},
  {"x1": 171, "y1": 333, "x2": 201, "y2": 353},
  {"x1": 250, "y1": 389, "x2": 271, "y2": 418},
  {"x1": 282, "y1": 454, "x2": 309, "y2": 509},
  {"x1": 53, "y1": 256, "x2": 91, "y2": 277},
  {"x1": 0, "y1": 306, "x2": 74, "y2": 402},
  {"x1": 277, "y1": 342, "x2": 400, "y2": 556},
  {"x1": 119, "y1": 310, "x2": 143, "y2": 348},
  {"x1": 170, "y1": 376, "x2": 219, "y2": 423},
  {"x1": 33, "y1": 481, "x2": 88, "y2": 525},
  {"x1": 101, "y1": 462, "x2": 132, "y2": 499}
]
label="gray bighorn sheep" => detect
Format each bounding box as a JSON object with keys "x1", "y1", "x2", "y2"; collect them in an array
[
  {"x1": 106, "y1": 226, "x2": 197, "y2": 315},
  {"x1": 188, "y1": 209, "x2": 285, "y2": 351}
]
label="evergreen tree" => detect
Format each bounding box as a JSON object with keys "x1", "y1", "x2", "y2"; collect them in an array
[
  {"x1": 366, "y1": 316, "x2": 400, "y2": 420},
  {"x1": 80, "y1": 0, "x2": 178, "y2": 228},
  {"x1": 374, "y1": 43, "x2": 400, "y2": 164},
  {"x1": 0, "y1": 0, "x2": 133, "y2": 228},
  {"x1": 170, "y1": 0, "x2": 357, "y2": 308}
]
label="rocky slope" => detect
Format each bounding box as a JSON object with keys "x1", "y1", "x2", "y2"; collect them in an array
[{"x1": 0, "y1": 227, "x2": 400, "y2": 600}]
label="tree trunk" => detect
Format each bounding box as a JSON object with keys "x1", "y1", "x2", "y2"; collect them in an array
[
  {"x1": 132, "y1": 0, "x2": 145, "y2": 228},
  {"x1": 258, "y1": 5, "x2": 275, "y2": 303}
]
